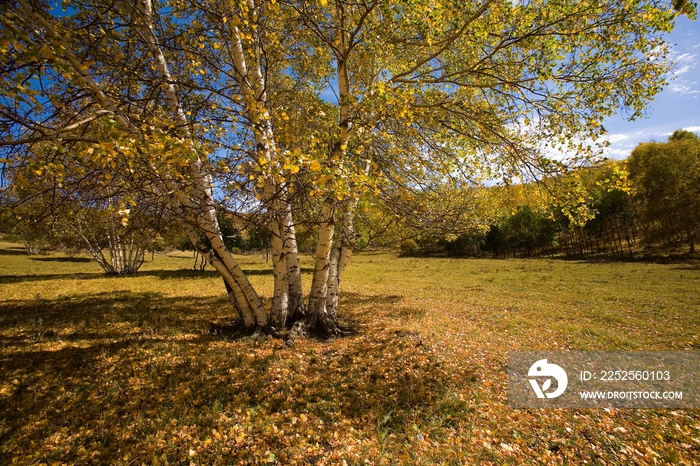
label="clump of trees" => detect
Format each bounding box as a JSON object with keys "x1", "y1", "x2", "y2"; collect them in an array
[
  {"x1": 628, "y1": 130, "x2": 700, "y2": 253},
  {"x1": 557, "y1": 131, "x2": 700, "y2": 256},
  {"x1": 1, "y1": 139, "x2": 172, "y2": 273},
  {"x1": 0, "y1": 0, "x2": 692, "y2": 336},
  {"x1": 389, "y1": 130, "x2": 700, "y2": 258}
]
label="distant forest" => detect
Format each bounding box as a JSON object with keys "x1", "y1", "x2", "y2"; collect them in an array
[{"x1": 396, "y1": 130, "x2": 700, "y2": 259}]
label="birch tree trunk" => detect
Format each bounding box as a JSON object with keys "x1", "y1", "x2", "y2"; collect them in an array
[
  {"x1": 326, "y1": 158, "x2": 369, "y2": 318},
  {"x1": 290, "y1": 197, "x2": 336, "y2": 338},
  {"x1": 284, "y1": 207, "x2": 306, "y2": 322},
  {"x1": 68, "y1": 206, "x2": 147, "y2": 275},
  {"x1": 290, "y1": 2, "x2": 356, "y2": 337},
  {"x1": 267, "y1": 192, "x2": 305, "y2": 328},
  {"x1": 135, "y1": 0, "x2": 268, "y2": 328},
  {"x1": 223, "y1": 0, "x2": 307, "y2": 329},
  {"x1": 326, "y1": 199, "x2": 360, "y2": 320},
  {"x1": 269, "y1": 206, "x2": 290, "y2": 329}
]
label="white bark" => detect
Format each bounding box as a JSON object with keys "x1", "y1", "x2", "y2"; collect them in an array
[
  {"x1": 73, "y1": 223, "x2": 114, "y2": 274},
  {"x1": 284, "y1": 209, "x2": 305, "y2": 320},
  {"x1": 307, "y1": 198, "x2": 336, "y2": 317},
  {"x1": 69, "y1": 207, "x2": 148, "y2": 275},
  {"x1": 173, "y1": 211, "x2": 257, "y2": 325},
  {"x1": 210, "y1": 254, "x2": 257, "y2": 327},
  {"x1": 270, "y1": 213, "x2": 289, "y2": 328},
  {"x1": 295, "y1": 3, "x2": 356, "y2": 335},
  {"x1": 326, "y1": 201, "x2": 359, "y2": 318},
  {"x1": 225, "y1": 1, "x2": 302, "y2": 327},
  {"x1": 136, "y1": 0, "x2": 268, "y2": 327},
  {"x1": 271, "y1": 190, "x2": 307, "y2": 326}
]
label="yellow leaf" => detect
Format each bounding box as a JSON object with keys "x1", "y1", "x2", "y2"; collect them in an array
[
  {"x1": 320, "y1": 0, "x2": 328, "y2": 6},
  {"x1": 39, "y1": 44, "x2": 53, "y2": 58}
]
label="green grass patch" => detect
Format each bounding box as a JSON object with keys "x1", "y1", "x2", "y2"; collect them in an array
[{"x1": 0, "y1": 242, "x2": 698, "y2": 465}]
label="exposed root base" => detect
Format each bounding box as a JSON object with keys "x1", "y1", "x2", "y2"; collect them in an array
[
  {"x1": 288, "y1": 316, "x2": 356, "y2": 343},
  {"x1": 208, "y1": 322, "x2": 260, "y2": 339},
  {"x1": 209, "y1": 315, "x2": 356, "y2": 344}
]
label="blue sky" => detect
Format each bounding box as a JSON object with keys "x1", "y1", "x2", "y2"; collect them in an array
[{"x1": 601, "y1": 15, "x2": 700, "y2": 160}]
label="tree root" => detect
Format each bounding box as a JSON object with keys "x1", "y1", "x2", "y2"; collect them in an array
[
  {"x1": 209, "y1": 313, "x2": 356, "y2": 344},
  {"x1": 208, "y1": 322, "x2": 259, "y2": 339},
  {"x1": 288, "y1": 314, "x2": 356, "y2": 342}
]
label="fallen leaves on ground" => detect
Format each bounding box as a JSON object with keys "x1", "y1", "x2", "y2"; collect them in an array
[{"x1": 0, "y1": 246, "x2": 698, "y2": 464}]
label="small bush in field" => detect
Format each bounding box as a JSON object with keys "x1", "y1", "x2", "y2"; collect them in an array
[{"x1": 400, "y1": 239, "x2": 419, "y2": 254}]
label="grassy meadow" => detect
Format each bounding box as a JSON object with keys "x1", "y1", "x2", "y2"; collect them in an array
[{"x1": 0, "y1": 241, "x2": 699, "y2": 465}]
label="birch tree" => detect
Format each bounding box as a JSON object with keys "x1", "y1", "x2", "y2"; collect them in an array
[
  {"x1": 0, "y1": 0, "x2": 691, "y2": 337},
  {"x1": 7, "y1": 153, "x2": 170, "y2": 274}
]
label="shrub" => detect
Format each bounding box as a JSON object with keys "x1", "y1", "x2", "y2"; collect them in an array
[{"x1": 400, "y1": 238, "x2": 419, "y2": 254}]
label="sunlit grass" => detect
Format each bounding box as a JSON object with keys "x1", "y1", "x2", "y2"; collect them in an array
[{"x1": 0, "y1": 242, "x2": 698, "y2": 465}]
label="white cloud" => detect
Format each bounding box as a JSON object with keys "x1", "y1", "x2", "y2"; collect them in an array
[
  {"x1": 605, "y1": 133, "x2": 631, "y2": 143},
  {"x1": 605, "y1": 147, "x2": 633, "y2": 159},
  {"x1": 682, "y1": 125, "x2": 700, "y2": 133},
  {"x1": 668, "y1": 82, "x2": 700, "y2": 95},
  {"x1": 666, "y1": 49, "x2": 699, "y2": 95},
  {"x1": 672, "y1": 52, "x2": 696, "y2": 76}
]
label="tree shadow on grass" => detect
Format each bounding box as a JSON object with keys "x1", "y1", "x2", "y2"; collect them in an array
[
  {"x1": 338, "y1": 292, "x2": 426, "y2": 321},
  {"x1": 556, "y1": 252, "x2": 700, "y2": 265},
  {"x1": 0, "y1": 272, "x2": 111, "y2": 284},
  {"x1": 0, "y1": 247, "x2": 28, "y2": 256},
  {"x1": 339, "y1": 292, "x2": 403, "y2": 306},
  {"x1": 0, "y1": 290, "x2": 227, "y2": 345},
  {"x1": 141, "y1": 267, "x2": 315, "y2": 279},
  {"x1": 0, "y1": 267, "x2": 318, "y2": 284},
  {"x1": 29, "y1": 256, "x2": 93, "y2": 263},
  {"x1": 672, "y1": 264, "x2": 700, "y2": 271},
  {"x1": 0, "y1": 269, "x2": 233, "y2": 284},
  {"x1": 0, "y1": 289, "x2": 471, "y2": 465}
]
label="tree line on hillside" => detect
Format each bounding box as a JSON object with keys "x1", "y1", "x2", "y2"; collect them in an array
[{"x1": 398, "y1": 130, "x2": 700, "y2": 258}]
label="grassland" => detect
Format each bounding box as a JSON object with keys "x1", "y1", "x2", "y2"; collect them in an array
[{"x1": 0, "y1": 241, "x2": 699, "y2": 465}]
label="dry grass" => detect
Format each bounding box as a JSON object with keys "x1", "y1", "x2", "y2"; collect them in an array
[{"x1": 0, "y1": 242, "x2": 699, "y2": 465}]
